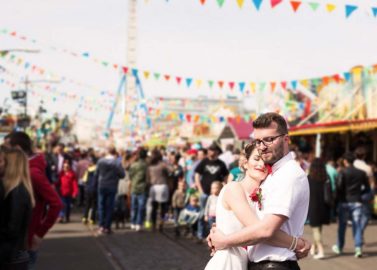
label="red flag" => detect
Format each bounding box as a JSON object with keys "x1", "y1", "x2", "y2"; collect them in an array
[
  {"x1": 176, "y1": 77, "x2": 182, "y2": 84},
  {"x1": 281, "y1": 81, "x2": 287, "y2": 89},
  {"x1": 229, "y1": 82, "x2": 235, "y2": 90},
  {"x1": 271, "y1": 0, "x2": 283, "y2": 8},
  {"x1": 122, "y1": 66, "x2": 129, "y2": 74}
]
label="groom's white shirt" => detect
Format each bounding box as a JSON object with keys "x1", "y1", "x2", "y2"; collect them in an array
[{"x1": 247, "y1": 152, "x2": 309, "y2": 262}]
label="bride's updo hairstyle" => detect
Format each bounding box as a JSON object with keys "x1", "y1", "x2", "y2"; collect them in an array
[{"x1": 240, "y1": 142, "x2": 257, "y2": 171}]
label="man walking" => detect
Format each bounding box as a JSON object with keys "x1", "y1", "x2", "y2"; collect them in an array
[
  {"x1": 95, "y1": 147, "x2": 125, "y2": 234},
  {"x1": 333, "y1": 152, "x2": 370, "y2": 258},
  {"x1": 210, "y1": 113, "x2": 310, "y2": 269}
]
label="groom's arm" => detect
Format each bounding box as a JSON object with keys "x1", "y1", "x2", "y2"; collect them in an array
[{"x1": 210, "y1": 214, "x2": 287, "y2": 249}]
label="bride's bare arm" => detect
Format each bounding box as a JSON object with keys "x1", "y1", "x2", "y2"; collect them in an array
[{"x1": 224, "y1": 182, "x2": 297, "y2": 249}]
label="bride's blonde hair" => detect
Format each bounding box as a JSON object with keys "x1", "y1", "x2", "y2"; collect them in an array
[{"x1": 3, "y1": 148, "x2": 35, "y2": 206}]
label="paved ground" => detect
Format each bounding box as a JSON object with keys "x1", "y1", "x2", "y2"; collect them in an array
[{"x1": 37, "y1": 213, "x2": 377, "y2": 270}]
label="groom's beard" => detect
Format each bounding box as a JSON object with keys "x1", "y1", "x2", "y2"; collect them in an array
[{"x1": 259, "y1": 143, "x2": 284, "y2": 165}]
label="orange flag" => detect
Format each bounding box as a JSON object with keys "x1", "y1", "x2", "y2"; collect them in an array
[
  {"x1": 270, "y1": 82, "x2": 276, "y2": 92},
  {"x1": 290, "y1": 1, "x2": 302, "y2": 12}
]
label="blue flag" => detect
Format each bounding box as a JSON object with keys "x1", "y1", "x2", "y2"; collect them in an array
[{"x1": 345, "y1": 5, "x2": 358, "y2": 18}]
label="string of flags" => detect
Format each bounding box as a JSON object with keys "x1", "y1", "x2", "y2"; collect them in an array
[
  {"x1": 3, "y1": 29, "x2": 377, "y2": 96},
  {"x1": 150, "y1": 0, "x2": 377, "y2": 19}
]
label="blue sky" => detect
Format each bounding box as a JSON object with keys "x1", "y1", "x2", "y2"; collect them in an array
[{"x1": 1, "y1": 0, "x2": 377, "y2": 129}]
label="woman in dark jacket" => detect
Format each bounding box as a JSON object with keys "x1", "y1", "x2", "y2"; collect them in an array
[
  {"x1": 308, "y1": 158, "x2": 331, "y2": 259},
  {"x1": 0, "y1": 149, "x2": 34, "y2": 269}
]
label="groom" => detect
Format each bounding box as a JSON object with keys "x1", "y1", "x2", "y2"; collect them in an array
[{"x1": 209, "y1": 112, "x2": 311, "y2": 270}]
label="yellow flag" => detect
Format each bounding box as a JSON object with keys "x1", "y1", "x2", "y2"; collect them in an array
[
  {"x1": 236, "y1": 0, "x2": 244, "y2": 8},
  {"x1": 143, "y1": 71, "x2": 150, "y2": 79},
  {"x1": 300, "y1": 79, "x2": 309, "y2": 88},
  {"x1": 250, "y1": 82, "x2": 256, "y2": 93},
  {"x1": 196, "y1": 79, "x2": 202, "y2": 88},
  {"x1": 326, "y1": 3, "x2": 336, "y2": 13}
]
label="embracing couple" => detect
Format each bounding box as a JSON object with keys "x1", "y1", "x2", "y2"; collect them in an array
[{"x1": 206, "y1": 113, "x2": 311, "y2": 270}]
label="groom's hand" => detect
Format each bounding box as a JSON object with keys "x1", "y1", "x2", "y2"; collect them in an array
[
  {"x1": 295, "y1": 237, "x2": 311, "y2": 260},
  {"x1": 209, "y1": 226, "x2": 227, "y2": 250}
]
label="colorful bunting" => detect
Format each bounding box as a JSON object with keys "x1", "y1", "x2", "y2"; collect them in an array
[
  {"x1": 271, "y1": 0, "x2": 283, "y2": 8},
  {"x1": 373, "y1": 7, "x2": 377, "y2": 17},
  {"x1": 186, "y1": 78, "x2": 193, "y2": 87},
  {"x1": 290, "y1": 1, "x2": 302, "y2": 13},
  {"x1": 216, "y1": 0, "x2": 225, "y2": 8},
  {"x1": 236, "y1": 0, "x2": 244, "y2": 8},
  {"x1": 252, "y1": 0, "x2": 263, "y2": 10},
  {"x1": 326, "y1": 3, "x2": 336, "y2": 13},
  {"x1": 345, "y1": 5, "x2": 358, "y2": 18},
  {"x1": 308, "y1": 2, "x2": 320, "y2": 11}
]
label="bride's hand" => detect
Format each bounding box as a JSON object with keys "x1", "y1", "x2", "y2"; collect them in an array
[
  {"x1": 209, "y1": 226, "x2": 227, "y2": 251},
  {"x1": 207, "y1": 223, "x2": 216, "y2": 256}
]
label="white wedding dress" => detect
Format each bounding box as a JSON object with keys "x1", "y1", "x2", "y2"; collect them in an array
[{"x1": 205, "y1": 185, "x2": 250, "y2": 270}]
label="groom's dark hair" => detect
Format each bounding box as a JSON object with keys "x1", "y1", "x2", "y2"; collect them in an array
[{"x1": 253, "y1": 112, "x2": 288, "y2": 135}]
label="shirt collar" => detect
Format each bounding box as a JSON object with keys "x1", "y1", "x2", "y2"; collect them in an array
[{"x1": 271, "y1": 151, "x2": 294, "y2": 174}]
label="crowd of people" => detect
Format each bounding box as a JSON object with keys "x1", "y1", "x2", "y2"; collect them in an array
[{"x1": 0, "y1": 122, "x2": 376, "y2": 269}]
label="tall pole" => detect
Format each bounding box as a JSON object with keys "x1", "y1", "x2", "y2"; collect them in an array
[{"x1": 125, "y1": 0, "x2": 138, "y2": 134}]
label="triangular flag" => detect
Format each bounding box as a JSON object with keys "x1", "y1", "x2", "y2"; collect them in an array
[
  {"x1": 372, "y1": 7, "x2": 377, "y2": 17},
  {"x1": 154, "y1": 73, "x2": 160, "y2": 80},
  {"x1": 200, "y1": 0, "x2": 206, "y2": 5},
  {"x1": 196, "y1": 79, "x2": 202, "y2": 88},
  {"x1": 259, "y1": 82, "x2": 266, "y2": 91},
  {"x1": 332, "y1": 74, "x2": 340, "y2": 83},
  {"x1": 300, "y1": 79, "x2": 309, "y2": 88},
  {"x1": 143, "y1": 71, "x2": 150, "y2": 79},
  {"x1": 186, "y1": 78, "x2": 193, "y2": 87},
  {"x1": 270, "y1": 82, "x2": 276, "y2": 92},
  {"x1": 122, "y1": 66, "x2": 129, "y2": 74},
  {"x1": 326, "y1": 3, "x2": 336, "y2": 13},
  {"x1": 216, "y1": 0, "x2": 225, "y2": 7},
  {"x1": 271, "y1": 0, "x2": 283, "y2": 8},
  {"x1": 308, "y1": 2, "x2": 320, "y2": 11},
  {"x1": 281, "y1": 81, "x2": 287, "y2": 89},
  {"x1": 218, "y1": 81, "x2": 224, "y2": 88},
  {"x1": 252, "y1": 0, "x2": 263, "y2": 10},
  {"x1": 290, "y1": 1, "x2": 302, "y2": 12},
  {"x1": 229, "y1": 82, "x2": 235, "y2": 90},
  {"x1": 236, "y1": 0, "x2": 244, "y2": 8},
  {"x1": 164, "y1": 75, "x2": 170, "y2": 81},
  {"x1": 239, "y1": 82, "x2": 246, "y2": 92},
  {"x1": 345, "y1": 5, "x2": 358, "y2": 18},
  {"x1": 208, "y1": 80, "x2": 214, "y2": 88},
  {"x1": 176, "y1": 77, "x2": 182, "y2": 84},
  {"x1": 343, "y1": 72, "x2": 351, "y2": 81},
  {"x1": 250, "y1": 82, "x2": 256, "y2": 93},
  {"x1": 131, "y1": 68, "x2": 138, "y2": 76},
  {"x1": 291, "y1": 80, "x2": 297, "y2": 89}
]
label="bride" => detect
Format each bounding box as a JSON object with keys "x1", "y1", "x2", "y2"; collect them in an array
[{"x1": 205, "y1": 143, "x2": 307, "y2": 270}]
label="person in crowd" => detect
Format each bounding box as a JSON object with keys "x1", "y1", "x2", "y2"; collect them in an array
[
  {"x1": 219, "y1": 144, "x2": 235, "y2": 169},
  {"x1": 178, "y1": 194, "x2": 201, "y2": 239},
  {"x1": 184, "y1": 149, "x2": 198, "y2": 189},
  {"x1": 82, "y1": 156, "x2": 98, "y2": 225},
  {"x1": 307, "y1": 158, "x2": 331, "y2": 259},
  {"x1": 129, "y1": 148, "x2": 148, "y2": 232},
  {"x1": 76, "y1": 151, "x2": 91, "y2": 207},
  {"x1": 147, "y1": 149, "x2": 170, "y2": 232},
  {"x1": 195, "y1": 143, "x2": 228, "y2": 242},
  {"x1": 209, "y1": 112, "x2": 310, "y2": 270},
  {"x1": 354, "y1": 147, "x2": 375, "y2": 237},
  {"x1": 227, "y1": 152, "x2": 246, "y2": 183},
  {"x1": 95, "y1": 146, "x2": 125, "y2": 235},
  {"x1": 56, "y1": 159, "x2": 78, "y2": 223},
  {"x1": 8, "y1": 132, "x2": 62, "y2": 269},
  {"x1": 0, "y1": 148, "x2": 34, "y2": 270},
  {"x1": 167, "y1": 151, "x2": 184, "y2": 215},
  {"x1": 172, "y1": 180, "x2": 187, "y2": 236},
  {"x1": 204, "y1": 181, "x2": 222, "y2": 229},
  {"x1": 333, "y1": 152, "x2": 370, "y2": 258},
  {"x1": 228, "y1": 148, "x2": 241, "y2": 171}
]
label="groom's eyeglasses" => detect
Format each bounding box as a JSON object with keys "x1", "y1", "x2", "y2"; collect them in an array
[{"x1": 253, "y1": 134, "x2": 287, "y2": 147}]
